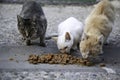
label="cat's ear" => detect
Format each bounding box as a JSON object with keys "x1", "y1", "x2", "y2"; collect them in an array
[
  {"x1": 17, "y1": 15, "x2": 22, "y2": 22},
  {"x1": 82, "y1": 33, "x2": 89, "y2": 40},
  {"x1": 52, "y1": 37, "x2": 58, "y2": 43},
  {"x1": 65, "y1": 32, "x2": 71, "y2": 41},
  {"x1": 98, "y1": 35, "x2": 104, "y2": 45}
]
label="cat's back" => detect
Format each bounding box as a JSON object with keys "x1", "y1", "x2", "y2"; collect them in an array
[
  {"x1": 58, "y1": 17, "x2": 83, "y2": 33},
  {"x1": 20, "y1": 1, "x2": 44, "y2": 19},
  {"x1": 85, "y1": 0, "x2": 115, "y2": 33},
  {"x1": 86, "y1": 0, "x2": 115, "y2": 23}
]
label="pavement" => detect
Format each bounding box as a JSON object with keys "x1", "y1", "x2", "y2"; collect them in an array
[
  {"x1": 0, "y1": 2, "x2": 120, "y2": 80},
  {"x1": 0, "y1": 40, "x2": 120, "y2": 80}
]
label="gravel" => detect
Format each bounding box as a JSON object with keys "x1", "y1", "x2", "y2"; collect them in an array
[{"x1": 0, "y1": 71, "x2": 120, "y2": 80}]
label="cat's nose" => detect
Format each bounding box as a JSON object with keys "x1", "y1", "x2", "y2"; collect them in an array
[
  {"x1": 60, "y1": 50, "x2": 66, "y2": 53},
  {"x1": 25, "y1": 31, "x2": 29, "y2": 37},
  {"x1": 60, "y1": 51, "x2": 65, "y2": 53}
]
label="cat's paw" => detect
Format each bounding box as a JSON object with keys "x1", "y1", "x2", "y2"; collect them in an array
[
  {"x1": 39, "y1": 43, "x2": 46, "y2": 47},
  {"x1": 99, "y1": 50, "x2": 103, "y2": 55},
  {"x1": 26, "y1": 40, "x2": 31, "y2": 46},
  {"x1": 104, "y1": 40, "x2": 110, "y2": 45}
]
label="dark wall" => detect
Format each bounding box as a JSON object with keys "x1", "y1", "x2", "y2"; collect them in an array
[{"x1": 0, "y1": 0, "x2": 97, "y2": 5}]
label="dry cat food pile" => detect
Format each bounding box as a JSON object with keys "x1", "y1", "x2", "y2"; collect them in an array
[{"x1": 28, "y1": 53, "x2": 94, "y2": 66}]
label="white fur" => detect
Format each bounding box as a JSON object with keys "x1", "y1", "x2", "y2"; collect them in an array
[{"x1": 57, "y1": 17, "x2": 83, "y2": 53}]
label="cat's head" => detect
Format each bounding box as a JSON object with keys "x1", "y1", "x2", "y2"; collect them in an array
[
  {"x1": 80, "y1": 33, "x2": 104, "y2": 59},
  {"x1": 57, "y1": 32, "x2": 73, "y2": 53},
  {"x1": 17, "y1": 15, "x2": 37, "y2": 39}
]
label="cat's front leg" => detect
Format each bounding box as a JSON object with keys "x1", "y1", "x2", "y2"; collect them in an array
[
  {"x1": 72, "y1": 43, "x2": 78, "y2": 50},
  {"x1": 99, "y1": 46, "x2": 104, "y2": 55},
  {"x1": 70, "y1": 45, "x2": 77, "y2": 53},
  {"x1": 26, "y1": 39, "x2": 31, "y2": 46},
  {"x1": 100, "y1": 50, "x2": 103, "y2": 54},
  {"x1": 103, "y1": 35, "x2": 110, "y2": 45},
  {"x1": 104, "y1": 39, "x2": 110, "y2": 45},
  {"x1": 39, "y1": 36, "x2": 46, "y2": 47}
]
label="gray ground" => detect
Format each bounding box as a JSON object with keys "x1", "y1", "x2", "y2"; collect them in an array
[
  {"x1": 0, "y1": 1, "x2": 120, "y2": 80},
  {"x1": 0, "y1": 71, "x2": 120, "y2": 80}
]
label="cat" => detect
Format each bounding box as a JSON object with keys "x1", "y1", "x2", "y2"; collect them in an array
[
  {"x1": 80, "y1": 0, "x2": 115, "y2": 59},
  {"x1": 17, "y1": 1, "x2": 47, "y2": 46},
  {"x1": 53, "y1": 17, "x2": 83, "y2": 53}
]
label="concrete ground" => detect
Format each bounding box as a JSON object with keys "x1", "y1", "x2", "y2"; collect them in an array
[
  {"x1": 0, "y1": 1, "x2": 120, "y2": 80},
  {"x1": 0, "y1": 41, "x2": 120, "y2": 80}
]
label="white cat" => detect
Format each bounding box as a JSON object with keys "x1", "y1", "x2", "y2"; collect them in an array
[{"x1": 55, "y1": 17, "x2": 83, "y2": 53}]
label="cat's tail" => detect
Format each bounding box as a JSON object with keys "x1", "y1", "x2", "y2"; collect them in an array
[{"x1": 45, "y1": 34, "x2": 58, "y2": 40}]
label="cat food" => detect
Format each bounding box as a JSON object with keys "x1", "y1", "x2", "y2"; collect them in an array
[
  {"x1": 28, "y1": 53, "x2": 94, "y2": 66},
  {"x1": 9, "y1": 58, "x2": 14, "y2": 61}
]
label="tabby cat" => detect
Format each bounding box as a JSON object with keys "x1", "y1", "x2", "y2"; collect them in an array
[{"x1": 17, "y1": 1, "x2": 47, "y2": 46}]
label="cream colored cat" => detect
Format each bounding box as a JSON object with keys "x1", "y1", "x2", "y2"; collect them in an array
[
  {"x1": 53, "y1": 17, "x2": 83, "y2": 53},
  {"x1": 80, "y1": 0, "x2": 115, "y2": 59}
]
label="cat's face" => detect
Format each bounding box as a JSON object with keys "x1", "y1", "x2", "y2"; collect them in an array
[
  {"x1": 17, "y1": 15, "x2": 37, "y2": 40},
  {"x1": 80, "y1": 33, "x2": 103, "y2": 59},
  {"x1": 57, "y1": 32, "x2": 73, "y2": 53}
]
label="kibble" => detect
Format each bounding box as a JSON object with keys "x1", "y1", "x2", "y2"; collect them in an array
[
  {"x1": 28, "y1": 53, "x2": 94, "y2": 66},
  {"x1": 9, "y1": 58, "x2": 14, "y2": 61},
  {"x1": 99, "y1": 63, "x2": 106, "y2": 67}
]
